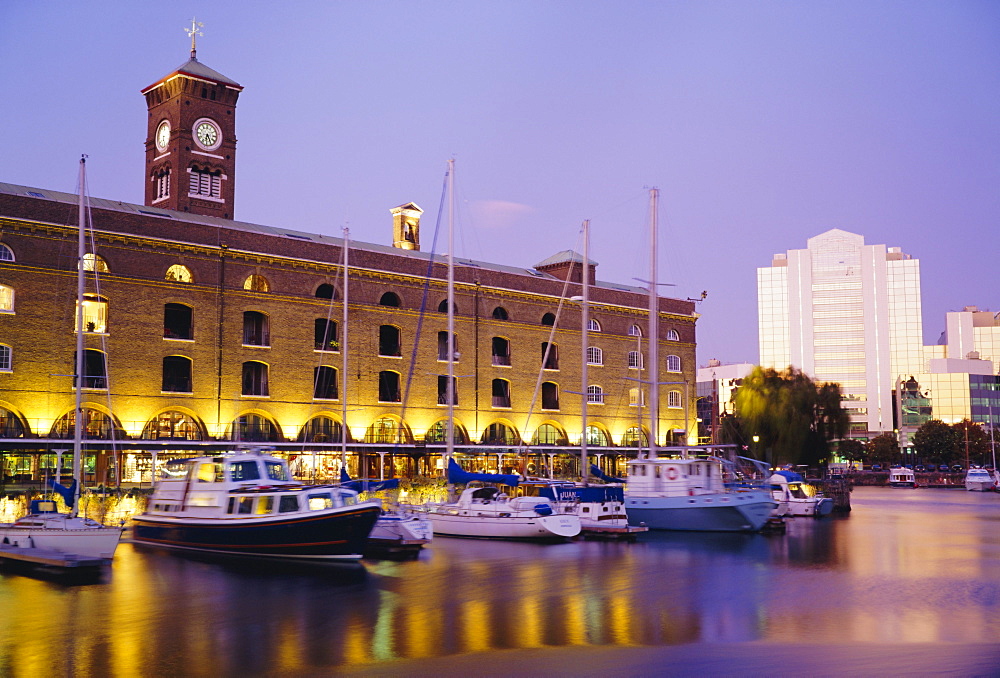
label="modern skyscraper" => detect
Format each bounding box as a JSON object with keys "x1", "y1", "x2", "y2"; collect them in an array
[{"x1": 757, "y1": 229, "x2": 924, "y2": 437}]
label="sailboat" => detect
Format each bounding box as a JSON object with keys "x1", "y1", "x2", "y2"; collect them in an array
[
  {"x1": 419, "y1": 160, "x2": 581, "y2": 541},
  {"x1": 0, "y1": 157, "x2": 123, "y2": 561},
  {"x1": 623, "y1": 188, "x2": 777, "y2": 532}
]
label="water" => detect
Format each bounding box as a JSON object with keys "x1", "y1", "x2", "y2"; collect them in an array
[{"x1": 1, "y1": 487, "x2": 999, "y2": 677}]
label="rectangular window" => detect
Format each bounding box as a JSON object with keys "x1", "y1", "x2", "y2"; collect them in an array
[
  {"x1": 278, "y1": 495, "x2": 299, "y2": 513},
  {"x1": 0, "y1": 345, "x2": 10, "y2": 371},
  {"x1": 438, "y1": 375, "x2": 458, "y2": 405}
]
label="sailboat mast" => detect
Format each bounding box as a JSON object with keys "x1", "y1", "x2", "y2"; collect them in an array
[
  {"x1": 340, "y1": 227, "x2": 350, "y2": 474},
  {"x1": 446, "y1": 159, "x2": 456, "y2": 498},
  {"x1": 580, "y1": 220, "x2": 590, "y2": 483},
  {"x1": 72, "y1": 156, "x2": 87, "y2": 516},
  {"x1": 647, "y1": 188, "x2": 659, "y2": 460}
]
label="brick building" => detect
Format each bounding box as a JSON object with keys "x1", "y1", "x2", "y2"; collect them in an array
[{"x1": 0, "y1": 47, "x2": 697, "y2": 485}]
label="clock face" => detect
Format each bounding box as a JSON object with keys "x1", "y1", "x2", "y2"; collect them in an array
[
  {"x1": 155, "y1": 121, "x2": 170, "y2": 151},
  {"x1": 194, "y1": 120, "x2": 221, "y2": 150}
]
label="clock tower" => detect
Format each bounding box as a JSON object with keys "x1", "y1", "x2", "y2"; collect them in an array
[{"x1": 142, "y1": 22, "x2": 243, "y2": 219}]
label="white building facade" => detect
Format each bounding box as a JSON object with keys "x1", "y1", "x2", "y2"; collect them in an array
[{"x1": 757, "y1": 229, "x2": 924, "y2": 438}]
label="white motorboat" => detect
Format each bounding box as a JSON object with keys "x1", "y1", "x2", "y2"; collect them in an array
[
  {"x1": 964, "y1": 468, "x2": 995, "y2": 492},
  {"x1": 520, "y1": 476, "x2": 646, "y2": 540},
  {"x1": 887, "y1": 466, "x2": 916, "y2": 488},
  {"x1": 0, "y1": 158, "x2": 123, "y2": 563},
  {"x1": 339, "y1": 471, "x2": 433, "y2": 556},
  {"x1": 422, "y1": 482, "x2": 581, "y2": 541},
  {"x1": 768, "y1": 470, "x2": 835, "y2": 516},
  {"x1": 132, "y1": 448, "x2": 381, "y2": 561},
  {"x1": 625, "y1": 452, "x2": 777, "y2": 532}
]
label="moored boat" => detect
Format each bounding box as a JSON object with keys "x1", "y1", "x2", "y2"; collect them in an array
[
  {"x1": 0, "y1": 499, "x2": 123, "y2": 561},
  {"x1": 888, "y1": 466, "x2": 916, "y2": 488},
  {"x1": 964, "y1": 467, "x2": 995, "y2": 492},
  {"x1": 768, "y1": 470, "x2": 835, "y2": 516},
  {"x1": 132, "y1": 448, "x2": 381, "y2": 561}
]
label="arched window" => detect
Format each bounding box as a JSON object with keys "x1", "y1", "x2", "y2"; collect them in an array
[
  {"x1": 379, "y1": 292, "x2": 401, "y2": 307},
  {"x1": 666, "y1": 355, "x2": 681, "y2": 372},
  {"x1": 586, "y1": 346, "x2": 603, "y2": 365},
  {"x1": 628, "y1": 351, "x2": 643, "y2": 369},
  {"x1": 365, "y1": 416, "x2": 409, "y2": 443},
  {"x1": 587, "y1": 385, "x2": 604, "y2": 404},
  {"x1": 243, "y1": 274, "x2": 269, "y2": 292},
  {"x1": 80, "y1": 349, "x2": 107, "y2": 389},
  {"x1": 243, "y1": 311, "x2": 270, "y2": 346},
  {"x1": 228, "y1": 414, "x2": 280, "y2": 442},
  {"x1": 587, "y1": 318, "x2": 601, "y2": 332},
  {"x1": 532, "y1": 423, "x2": 566, "y2": 446},
  {"x1": 50, "y1": 407, "x2": 122, "y2": 439},
  {"x1": 165, "y1": 264, "x2": 192, "y2": 283},
  {"x1": 492, "y1": 306, "x2": 509, "y2": 321},
  {"x1": 142, "y1": 411, "x2": 205, "y2": 440},
  {"x1": 541, "y1": 312, "x2": 556, "y2": 326},
  {"x1": 668, "y1": 390, "x2": 682, "y2": 408},
  {"x1": 586, "y1": 425, "x2": 610, "y2": 446},
  {"x1": 481, "y1": 422, "x2": 519, "y2": 445},
  {"x1": 298, "y1": 416, "x2": 344, "y2": 443},
  {"x1": 378, "y1": 371, "x2": 401, "y2": 402},
  {"x1": 491, "y1": 379, "x2": 511, "y2": 408},
  {"x1": 81, "y1": 253, "x2": 110, "y2": 273},
  {"x1": 0, "y1": 244, "x2": 14, "y2": 261},
  {"x1": 315, "y1": 318, "x2": 339, "y2": 351},
  {"x1": 164, "y1": 303, "x2": 193, "y2": 339},
  {"x1": 541, "y1": 382, "x2": 559, "y2": 410},
  {"x1": 315, "y1": 283, "x2": 336, "y2": 299},
  {"x1": 0, "y1": 344, "x2": 11, "y2": 371},
  {"x1": 491, "y1": 337, "x2": 510, "y2": 366},
  {"x1": 542, "y1": 342, "x2": 559, "y2": 370},
  {"x1": 437, "y1": 299, "x2": 457, "y2": 314},
  {"x1": 379, "y1": 325, "x2": 401, "y2": 357},
  {"x1": 313, "y1": 366, "x2": 339, "y2": 400},
  {"x1": 425, "y1": 419, "x2": 467, "y2": 444},
  {"x1": 628, "y1": 324, "x2": 642, "y2": 337},
  {"x1": 77, "y1": 294, "x2": 107, "y2": 333},
  {"x1": 437, "y1": 331, "x2": 458, "y2": 361},
  {"x1": 622, "y1": 426, "x2": 648, "y2": 447},
  {"x1": 0, "y1": 407, "x2": 26, "y2": 438},
  {"x1": 0, "y1": 284, "x2": 12, "y2": 313},
  {"x1": 162, "y1": 356, "x2": 192, "y2": 392},
  {"x1": 153, "y1": 168, "x2": 171, "y2": 201},
  {"x1": 241, "y1": 361, "x2": 269, "y2": 396},
  {"x1": 666, "y1": 329, "x2": 680, "y2": 341}
]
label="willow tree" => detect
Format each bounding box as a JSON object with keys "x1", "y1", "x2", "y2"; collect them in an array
[{"x1": 734, "y1": 366, "x2": 849, "y2": 468}]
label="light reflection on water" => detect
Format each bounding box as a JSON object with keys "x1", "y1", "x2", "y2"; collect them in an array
[{"x1": 1, "y1": 487, "x2": 999, "y2": 676}]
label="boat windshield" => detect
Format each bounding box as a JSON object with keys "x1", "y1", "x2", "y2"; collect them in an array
[
  {"x1": 787, "y1": 483, "x2": 809, "y2": 499},
  {"x1": 230, "y1": 460, "x2": 261, "y2": 481},
  {"x1": 265, "y1": 461, "x2": 290, "y2": 481}
]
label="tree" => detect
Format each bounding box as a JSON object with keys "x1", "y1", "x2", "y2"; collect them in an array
[
  {"x1": 912, "y1": 419, "x2": 959, "y2": 465},
  {"x1": 734, "y1": 366, "x2": 850, "y2": 468},
  {"x1": 865, "y1": 432, "x2": 899, "y2": 467},
  {"x1": 838, "y1": 438, "x2": 865, "y2": 466},
  {"x1": 952, "y1": 419, "x2": 991, "y2": 467}
]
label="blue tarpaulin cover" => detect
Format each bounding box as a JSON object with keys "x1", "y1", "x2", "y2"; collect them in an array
[
  {"x1": 590, "y1": 464, "x2": 624, "y2": 483},
  {"x1": 773, "y1": 470, "x2": 805, "y2": 483},
  {"x1": 339, "y1": 468, "x2": 400, "y2": 492},
  {"x1": 46, "y1": 478, "x2": 76, "y2": 507},
  {"x1": 447, "y1": 458, "x2": 520, "y2": 486}
]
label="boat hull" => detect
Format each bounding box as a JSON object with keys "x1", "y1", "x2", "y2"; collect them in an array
[
  {"x1": 0, "y1": 524, "x2": 122, "y2": 561},
  {"x1": 132, "y1": 505, "x2": 380, "y2": 561},
  {"x1": 425, "y1": 511, "x2": 580, "y2": 540},
  {"x1": 965, "y1": 480, "x2": 994, "y2": 492},
  {"x1": 626, "y1": 491, "x2": 776, "y2": 532}
]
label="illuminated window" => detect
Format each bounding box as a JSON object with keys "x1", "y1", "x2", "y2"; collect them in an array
[
  {"x1": 162, "y1": 356, "x2": 192, "y2": 392},
  {"x1": 228, "y1": 414, "x2": 279, "y2": 442},
  {"x1": 586, "y1": 425, "x2": 610, "y2": 446},
  {"x1": 666, "y1": 329, "x2": 680, "y2": 341},
  {"x1": 668, "y1": 390, "x2": 682, "y2": 408},
  {"x1": 629, "y1": 388, "x2": 645, "y2": 407},
  {"x1": 0, "y1": 344, "x2": 10, "y2": 371},
  {"x1": 628, "y1": 324, "x2": 642, "y2": 337},
  {"x1": 81, "y1": 253, "x2": 109, "y2": 273},
  {"x1": 532, "y1": 423, "x2": 565, "y2": 445},
  {"x1": 241, "y1": 361, "x2": 269, "y2": 396},
  {"x1": 482, "y1": 421, "x2": 519, "y2": 445},
  {"x1": 142, "y1": 411, "x2": 204, "y2": 440},
  {"x1": 587, "y1": 318, "x2": 601, "y2": 332},
  {"x1": 76, "y1": 294, "x2": 107, "y2": 333},
  {"x1": 50, "y1": 407, "x2": 120, "y2": 439},
  {"x1": 666, "y1": 355, "x2": 681, "y2": 372},
  {"x1": 425, "y1": 419, "x2": 467, "y2": 444},
  {"x1": 586, "y1": 346, "x2": 603, "y2": 365},
  {"x1": 623, "y1": 426, "x2": 648, "y2": 447},
  {"x1": 0, "y1": 285, "x2": 12, "y2": 312},
  {"x1": 541, "y1": 382, "x2": 559, "y2": 410},
  {"x1": 587, "y1": 385, "x2": 605, "y2": 404},
  {"x1": 165, "y1": 264, "x2": 192, "y2": 283},
  {"x1": 313, "y1": 366, "x2": 339, "y2": 400},
  {"x1": 628, "y1": 351, "x2": 643, "y2": 369},
  {"x1": 0, "y1": 407, "x2": 26, "y2": 437},
  {"x1": 365, "y1": 416, "x2": 408, "y2": 443},
  {"x1": 0, "y1": 244, "x2": 13, "y2": 261},
  {"x1": 243, "y1": 274, "x2": 269, "y2": 292},
  {"x1": 297, "y1": 416, "x2": 344, "y2": 443}
]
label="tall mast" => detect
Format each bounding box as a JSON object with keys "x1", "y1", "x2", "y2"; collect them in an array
[
  {"x1": 72, "y1": 156, "x2": 87, "y2": 516},
  {"x1": 580, "y1": 220, "x2": 590, "y2": 483},
  {"x1": 446, "y1": 159, "x2": 456, "y2": 500},
  {"x1": 340, "y1": 227, "x2": 350, "y2": 474},
  {"x1": 647, "y1": 188, "x2": 660, "y2": 460}
]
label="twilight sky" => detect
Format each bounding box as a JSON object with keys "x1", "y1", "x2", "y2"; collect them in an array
[{"x1": 2, "y1": 1, "x2": 998, "y2": 366}]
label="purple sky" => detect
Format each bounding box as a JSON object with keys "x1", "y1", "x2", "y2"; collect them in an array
[{"x1": 2, "y1": 1, "x2": 998, "y2": 365}]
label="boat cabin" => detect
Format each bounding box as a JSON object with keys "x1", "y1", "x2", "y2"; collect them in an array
[{"x1": 626, "y1": 457, "x2": 727, "y2": 497}]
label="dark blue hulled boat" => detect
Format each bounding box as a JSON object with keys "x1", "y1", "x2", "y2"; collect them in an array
[{"x1": 132, "y1": 449, "x2": 380, "y2": 561}]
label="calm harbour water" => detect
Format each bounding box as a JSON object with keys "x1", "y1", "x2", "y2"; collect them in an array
[{"x1": 1, "y1": 486, "x2": 999, "y2": 677}]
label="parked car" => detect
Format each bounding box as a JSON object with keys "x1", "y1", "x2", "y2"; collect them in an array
[
  {"x1": 871, "y1": 464, "x2": 882, "y2": 471},
  {"x1": 939, "y1": 464, "x2": 951, "y2": 472},
  {"x1": 952, "y1": 464, "x2": 964, "y2": 472},
  {"x1": 915, "y1": 465, "x2": 926, "y2": 472}
]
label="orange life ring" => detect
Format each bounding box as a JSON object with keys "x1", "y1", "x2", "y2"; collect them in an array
[{"x1": 666, "y1": 466, "x2": 680, "y2": 481}]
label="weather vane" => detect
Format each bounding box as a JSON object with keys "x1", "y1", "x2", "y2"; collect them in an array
[{"x1": 185, "y1": 18, "x2": 204, "y2": 60}]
